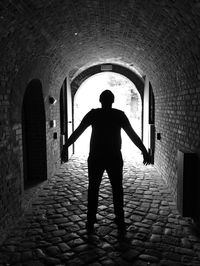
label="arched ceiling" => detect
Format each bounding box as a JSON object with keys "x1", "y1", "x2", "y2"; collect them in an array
[{"x1": 0, "y1": 0, "x2": 199, "y2": 87}]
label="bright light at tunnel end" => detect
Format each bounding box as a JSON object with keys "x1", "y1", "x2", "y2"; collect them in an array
[{"x1": 74, "y1": 72, "x2": 143, "y2": 163}]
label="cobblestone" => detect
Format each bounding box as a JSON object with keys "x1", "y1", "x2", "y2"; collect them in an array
[{"x1": 0, "y1": 155, "x2": 200, "y2": 265}]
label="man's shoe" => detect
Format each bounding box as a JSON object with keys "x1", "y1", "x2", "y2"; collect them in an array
[
  {"x1": 86, "y1": 222, "x2": 95, "y2": 234},
  {"x1": 114, "y1": 218, "x2": 126, "y2": 233},
  {"x1": 117, "y1": 222, "x2": 126, "y2": 233}
]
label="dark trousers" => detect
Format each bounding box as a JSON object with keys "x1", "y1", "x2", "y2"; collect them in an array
[{"x1": 87, "y1": 153, "x2": 124, "y2": 224}]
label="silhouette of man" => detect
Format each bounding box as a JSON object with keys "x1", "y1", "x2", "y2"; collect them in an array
[{"x1": 66, "y1": 90, "x2": 150, "y2": 233}]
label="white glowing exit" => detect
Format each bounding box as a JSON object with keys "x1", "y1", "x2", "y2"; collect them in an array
[{"x1": 74, "y1": 72, "x2": 142, "y2": 161}]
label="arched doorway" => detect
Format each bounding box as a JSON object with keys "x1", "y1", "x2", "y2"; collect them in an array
[
  {"x1": 74, "y1": 72, "x2": 142, "y2": 161},
  {"x1": 22, "y1": 79, "x2": 47, "y2": 188},
  {"x1": 70, "y1": 63, "x2": 155, "y2": 164}
]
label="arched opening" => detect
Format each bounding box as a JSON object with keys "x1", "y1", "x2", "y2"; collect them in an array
[
  {"x1": 22, "y1": 79, "x2": 47, "y2": 189},
  {"x1": 74, "y1": 72, "x2": 142, "y2": 161}
]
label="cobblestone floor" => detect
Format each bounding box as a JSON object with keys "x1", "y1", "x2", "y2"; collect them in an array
[{"x1": 1, "y1": 155, "x2": 200, "y2": 266}]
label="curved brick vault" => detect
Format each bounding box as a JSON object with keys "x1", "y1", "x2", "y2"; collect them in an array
[{"x1": 0, "y1": 0, "x2": 200, "y2": 240}]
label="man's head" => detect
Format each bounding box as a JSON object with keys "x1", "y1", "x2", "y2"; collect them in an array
[{"x1": 99, "y1": 90, "x2": 114, "y2": 108}]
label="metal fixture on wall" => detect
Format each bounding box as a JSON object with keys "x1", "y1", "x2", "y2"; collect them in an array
[{"x1": 49, "y1": 96, "x2": 57, "y2": 105}]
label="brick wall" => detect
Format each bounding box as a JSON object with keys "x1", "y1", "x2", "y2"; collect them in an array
[
  {"x1": 0, "y1": 0, "x2": 200, "y2": 241},
  {"x1": 154, "y1": 56, "x2": 200, "y2": 201}
]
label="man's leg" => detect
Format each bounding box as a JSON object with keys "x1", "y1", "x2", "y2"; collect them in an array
[
  {"x1": 87, "y1": 156, "x2": 104, "y2": 230},
  {"x1": 106, "y1": 156, "x2": 125, "y2": 229}
]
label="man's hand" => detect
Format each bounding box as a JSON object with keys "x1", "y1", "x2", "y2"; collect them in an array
[{"x1": 143, "y1": 151, "x2": 151, "y2": 165}]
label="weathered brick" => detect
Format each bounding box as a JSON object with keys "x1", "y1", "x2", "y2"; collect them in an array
[{"x1": 0, "y1": 0, "x2": 200, "y2": 245}]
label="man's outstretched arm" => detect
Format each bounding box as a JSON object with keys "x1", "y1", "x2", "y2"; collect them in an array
[
  {"x1": 67, "y1": 122, "x2": 89, "y2": 147},
  {"x1": 123, "y1": 122, "x2": 151, "y2": 165},
  {"x1": 66, "y1": 110, "x2": 93, "y2": 147}
]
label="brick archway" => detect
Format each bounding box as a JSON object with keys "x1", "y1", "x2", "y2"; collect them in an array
[
  {"x1": 70, "y1": 63, "x2": 155, "y2": 161},
  {"x1": 73, "y1": 71, "x2": 143, "y2": 157},
  {"x1": 71, "y1": 63, "x2": 145, "y2": 133},
  {"x1": 71, "y1": 63, "x2": 144, "y2": 99}
]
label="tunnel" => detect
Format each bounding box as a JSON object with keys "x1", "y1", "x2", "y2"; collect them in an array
[{"x1": 0, "y1": 0, "x2": 200, "y2": 264}]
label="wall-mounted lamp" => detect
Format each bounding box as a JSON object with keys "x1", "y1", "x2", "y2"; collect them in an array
[
  {"x1": 50, "y1": 120, "x2": 56, "y2": 128},
  {"x1": 49, "y1": 96, "x2": 57, "y2": 105}
]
